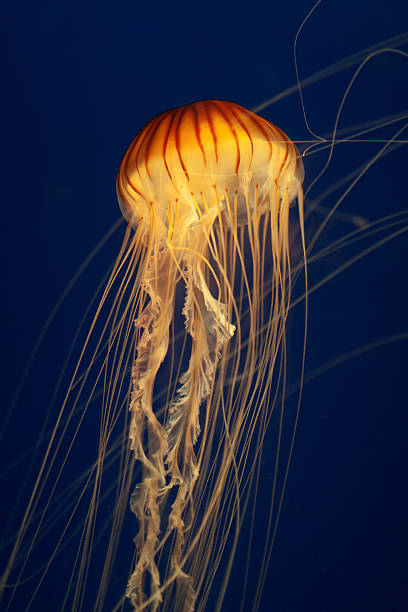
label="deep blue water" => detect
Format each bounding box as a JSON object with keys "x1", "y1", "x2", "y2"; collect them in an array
[{"x1": 2, "y1": 1, "x2": 408, "y2": 611}]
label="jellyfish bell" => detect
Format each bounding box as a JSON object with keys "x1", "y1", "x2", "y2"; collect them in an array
[{"x1": 116, "y1": 100, "x2": 304, "y2": 237}]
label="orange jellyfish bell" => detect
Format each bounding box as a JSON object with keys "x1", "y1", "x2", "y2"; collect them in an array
[
  {"x1": 117, "y1": 100, "x2": 304, "y2": 240},
  {"x1": 116, "y1": 100, "x2": 305, "y2": 611}
]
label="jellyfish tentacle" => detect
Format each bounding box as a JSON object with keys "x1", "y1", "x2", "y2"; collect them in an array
[
  {"x1": 165, "y1": 254, "x2": 235, "y2": 605},
  {"x1": 127, "y1": 248, "x2": 177, "y2": 611}
]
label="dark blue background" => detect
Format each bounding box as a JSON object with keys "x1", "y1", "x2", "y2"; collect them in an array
[{"x1": 2, "y1": 1, "x2": 408, "y2": 611}]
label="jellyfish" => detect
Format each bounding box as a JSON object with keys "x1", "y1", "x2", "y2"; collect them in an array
[{"x1": 115, "y1": 99, "x2": 305, "y2": 610}]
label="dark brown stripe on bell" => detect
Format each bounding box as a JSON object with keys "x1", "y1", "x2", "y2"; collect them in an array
[
  {"x1": 162, "y1": 107, "x2": 179, "y2": 182},
  {"x1": 227, "y1": 103, "x2": 254, "y2": 171},
  {"x1": 191, "y1": 103, "x2": 207, "y2": 167},
  {"x1": 174, "y1": 105, "x2": 190, "y2": 182}
]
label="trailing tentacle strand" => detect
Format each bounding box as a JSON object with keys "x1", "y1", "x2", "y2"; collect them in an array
[
  {"x1": 165, "y1": 256, "x2": 235, "y2": 605},
  {"x1": 127, "y1": 249, "x2": 178, "y2": 611}
]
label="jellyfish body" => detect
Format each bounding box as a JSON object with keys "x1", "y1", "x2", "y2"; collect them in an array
[{"x1": 116, "y1": 100, "x2": 304, "y2": 610}]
